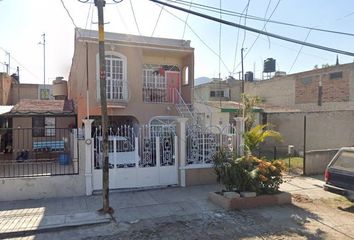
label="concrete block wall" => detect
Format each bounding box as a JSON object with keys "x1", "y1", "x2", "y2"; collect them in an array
[
  {"x1": 304, "y1": 149, "x2": 338, "y2": 176},
  {"x1": 0, "y1": 140, "x2": 86, "y2": 201},
  {"x1": 264, "y1": 110, "x2": 354, "y2": 152}
]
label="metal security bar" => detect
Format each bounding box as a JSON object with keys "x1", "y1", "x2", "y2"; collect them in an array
[{"x1": 0, "y1": 128, "x2": 79, "y2": 178}]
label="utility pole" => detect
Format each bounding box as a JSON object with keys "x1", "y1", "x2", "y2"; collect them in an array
[
  {"x1": 5, "y1": 51, "x2": 10, "y2": 75},
  {"x1": 241, "y1": 48, "x2": 245, "y2": 94},
  {"x1": 42, "y1": 33, "x2": 46, "y2": 88},
  {"x1": 39, "y1": 34, "x2": 46, "y2": 87},
  {"x1": 94, "y1": 0, "x2": 112, "y2": 214},
  {"x1": 39, "y1": 33, "x2": 46, "y2": 99}
]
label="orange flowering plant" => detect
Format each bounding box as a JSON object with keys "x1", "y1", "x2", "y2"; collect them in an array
[{"x1": 214, "y1": 149, "x2": 285, "y2": 194}]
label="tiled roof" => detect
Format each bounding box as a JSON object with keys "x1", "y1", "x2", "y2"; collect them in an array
[{"x1": 10, "y1": 99, "x2": 74, "y2": 115}]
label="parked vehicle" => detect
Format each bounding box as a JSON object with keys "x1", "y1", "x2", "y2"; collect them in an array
[{"x1": 324, "y1": 147, "x2": 354, "y2": 201}]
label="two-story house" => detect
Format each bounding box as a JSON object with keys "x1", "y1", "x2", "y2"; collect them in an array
[{"x1": 69, "y1": 28, "x2": 194, "y2": 128}]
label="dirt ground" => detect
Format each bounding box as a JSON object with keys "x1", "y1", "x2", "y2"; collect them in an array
[{"x1": 80, "y1": 195, "x2": 354, "y2": 240}]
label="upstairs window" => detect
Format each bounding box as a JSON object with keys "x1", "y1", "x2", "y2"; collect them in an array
[
  {"x1": 210, "y1": 90, "x2": 224, "y2": 97},
  {"x1": 182, "y1": 66, "x2": 189, "y2": 85},
  {"x1": 330, "y1": 71, "x2": 342, "y2": 80},
  {"x1": 105, "y1": 54, "x2": 126, "y2": 100},
  {"x1": 97, "y1": 52, "x2": 127, "y2": 101}
]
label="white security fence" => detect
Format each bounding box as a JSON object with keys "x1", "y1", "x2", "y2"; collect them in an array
[
  {"x1": 86, "y1": 119, "x2": 241, "y2": 192},
  {"x1": 186, "y1": 124, "x2": 238, "y2": 166},
  {"x1": 92, "y1": 125, "x2": 178, "y2": 190}
]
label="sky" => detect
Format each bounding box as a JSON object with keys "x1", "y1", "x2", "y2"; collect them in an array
[{"x1": 0, "y1": 0, "x2": 354, "y2": 84}]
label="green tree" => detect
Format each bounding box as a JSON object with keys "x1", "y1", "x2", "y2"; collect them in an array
[
  {"x1": 242, "y1": 94, "x2": 261, "y2": 132},
  {"x1": 244, "y1": 124, "x2": 282, "y2": 155}
]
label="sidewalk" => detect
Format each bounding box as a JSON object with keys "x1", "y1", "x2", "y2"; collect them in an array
[
  {"x1": 280, "y1": 174, "x2": 340, "y2": 199},
  {"x1": 0, "y1": 175, "x2": 339, "y2": 238},
  {"x1": 0, "y1": 184, "x2": 222, "y2": 238}
]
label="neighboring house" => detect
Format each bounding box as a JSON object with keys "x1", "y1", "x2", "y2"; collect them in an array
[
  {"x1": 194, "y1": 101, "x2": 242, "y2": 128},
  {"x1": 243, "y1": 62, "x2": 354, "y2": 153},
  {"x1": 68, "y1": 28, "x2": 194, "y2": 127},
  {"x1": 10, "y1": 83, "x2": 54, "y2": 103},
  {"x1": 194, "y1": 77, "x2": 242, "y2": 103},
  {"x1": 0, "y1": 73, "x2": 12, "y2": 105},
  {"x1": 4, "y1": 99, "x2": 76, "y2": 153},
  {"x1": 245, "y1": 62, "x2": 354, "y2": 111}
]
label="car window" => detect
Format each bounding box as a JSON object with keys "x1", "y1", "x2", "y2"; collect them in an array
[{"x1": 332, "y1": 150, "x2": 354, "y2": 171}]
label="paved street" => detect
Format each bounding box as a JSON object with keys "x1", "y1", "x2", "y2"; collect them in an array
[{"x1": 1, "y1": 175, "x2": 353, "y2": 239}]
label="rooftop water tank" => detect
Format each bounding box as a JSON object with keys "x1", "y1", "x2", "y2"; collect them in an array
[
  {"x1": 264, "y1": 58, "x2": 276, "y2": 73},
  {"x1": 52, "y1": 77, "x2": 68, "y2": 100},
  {"x1": 245, "y1": 71, "x2": 254, "y2": 82}
]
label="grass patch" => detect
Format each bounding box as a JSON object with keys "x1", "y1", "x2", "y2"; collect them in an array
[{"x1": 278, "y1": 157, "x2": 303, "y2": 171}]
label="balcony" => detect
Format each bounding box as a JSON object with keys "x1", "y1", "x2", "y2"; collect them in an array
[{"x1": 143, "y1": 88, "x2": 175, "y2": 103}]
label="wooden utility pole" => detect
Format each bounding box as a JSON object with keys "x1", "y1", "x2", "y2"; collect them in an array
[{"x1": 94, "y1": 0, "x2": 112, "y2": 214}]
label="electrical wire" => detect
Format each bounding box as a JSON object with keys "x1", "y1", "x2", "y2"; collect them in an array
[
  {"x1": 116, "y1": 3, "x2": 131, "y2": 33},
  {"x1": 154, "y1": 3, "x2": 232, "y2": 74},
  {"x1": 129, "y1": 0, "x2": 141, "y2": 35},
  {"x1": 218, "y1": 0, "x2": 222, "y2": 79},
  {"x1": 0, "y1": 46, "x2": 41, "y2": 80},
  {"x1": 241, "y1": 0, "x2": 250, "y2": 50},
  {"x1": 288, "y1": 29, "x2": 312, "y2": 73},
  {"x1": 151, "y1": 5, "x2": 164, "y2": 37},
  {"x1": 233, "y1": 0, "x2": 281, "y2": 73},
  {"x1": 181, "y1": 0, "x2": 193, "y2": 39},
  {"x1": 150, "y1": 0, "x2": 354, "y2": 57},
  {"x1": 166, "y1": 0, "x2": 354, "y2": 37},
  {"x1": 85, "y1": 0, "x2": 93, "y2": 29},
  {"x1": 232, "y1": 4, "x2": 249, "y2": 76},
  {"x1": 60, "y1": 0, "x2": 80, "y2": 31}
]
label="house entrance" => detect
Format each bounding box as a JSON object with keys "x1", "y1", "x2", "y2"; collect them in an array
[{"x1": 92, "y1": 124, "x2": 178, "y2": 190}]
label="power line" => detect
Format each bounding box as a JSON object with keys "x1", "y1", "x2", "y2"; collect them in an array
[
  {"x1": 241, "y1": 0, "x2": 250, "y2": 50},
  {"x1": 151, "y1": 5, "x2": 164, "y2": 37},
  {"x1": 150, "y1": 0, "x2": 354, "y2": 57},
  {"x1": 0, "y1": 46, "x2": 41, "y2": 80},
  {"x1": 181, "y1": 0, "x2": 193, "y2": 39},
  {"x1": 288, "y1": 29, "x2": 312, "y2": 73},
  {"x1": 154, "y1": 3, "x2": 232, "y2": 74},
  {"x1": 232, "y1": 4, "x2": 248, "y2": 76},
  {"x1": 129, "y1": 0, "x2": 141, "y2": 35},
  {"x1": 85, "y1": 0, "x2": 93, "y2": 29},
  {"x1": 166, "y1": 0, "x2": 354, "y2": 37},
  {"x1": 218, "y1": 0, "x2": 222, "y2": 79},
  {"x1": 234, "y1": 0, "x2": 281, "y2": 73},
  {"x1": 60, "y1": 0, "x2": 80, "y2": 30}
]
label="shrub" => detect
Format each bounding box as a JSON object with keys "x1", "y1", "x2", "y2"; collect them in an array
[{"x1": 214, "y1": 149, "x2": 285, "y2": 194}]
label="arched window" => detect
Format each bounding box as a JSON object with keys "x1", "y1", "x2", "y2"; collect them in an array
[
  {"x1": 97, "y1": 52, "x2": 127, "y2": 101},
  {"x1": 182, "y1": 66, "x2": 189, "y2": 85}
]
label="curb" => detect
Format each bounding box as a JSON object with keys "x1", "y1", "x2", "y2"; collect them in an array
[{"x1": 0, "y1": 211, "x2": 111, "y2": 238}]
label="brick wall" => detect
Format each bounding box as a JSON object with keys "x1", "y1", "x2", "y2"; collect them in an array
[{"x1": 295, "y1": 69, "x2": 350, "y2": 104}]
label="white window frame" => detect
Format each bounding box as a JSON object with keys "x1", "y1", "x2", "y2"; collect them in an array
[
  {"x1": 45, "y1": 117, "x2": 56, "y2": 137},
  {"x1": 96, "y1": 51, "x2": 127, "y2": 101}
]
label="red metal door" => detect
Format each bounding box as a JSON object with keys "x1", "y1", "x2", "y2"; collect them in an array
[{"x1": 166, "y1": 71, "x2": 180, "y2": 102}]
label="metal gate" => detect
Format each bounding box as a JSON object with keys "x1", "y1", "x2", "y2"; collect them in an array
[
  {"x1": 92, "y1": 125, "x2": 178, "y2": 190},
  {"x1": 186, "y1": 124, "x2": 238, "y2": 166}
]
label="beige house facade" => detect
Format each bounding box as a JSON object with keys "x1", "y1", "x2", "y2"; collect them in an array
[
  {"x1": 69, "y1": 28, "x2": 194, "y2": 127},
  {"x1": 245, "y1": 62, "x2": 354, "y2": 111},
  {"x1": 244, "y1": 63, "x2": 354, "y2": 153}
]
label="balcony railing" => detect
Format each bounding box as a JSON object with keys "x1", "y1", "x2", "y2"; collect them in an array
[{"x1": 143, "y1": 88, "x2": 176, "y2": 103}]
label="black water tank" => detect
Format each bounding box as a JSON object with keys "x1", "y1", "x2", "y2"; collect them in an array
[
  {"x1": 264, "y1": 58, "x2": 276, "y2": 73},
  {"x1": 245, "y1": 71, "x2": 254, "y2": 81}
]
